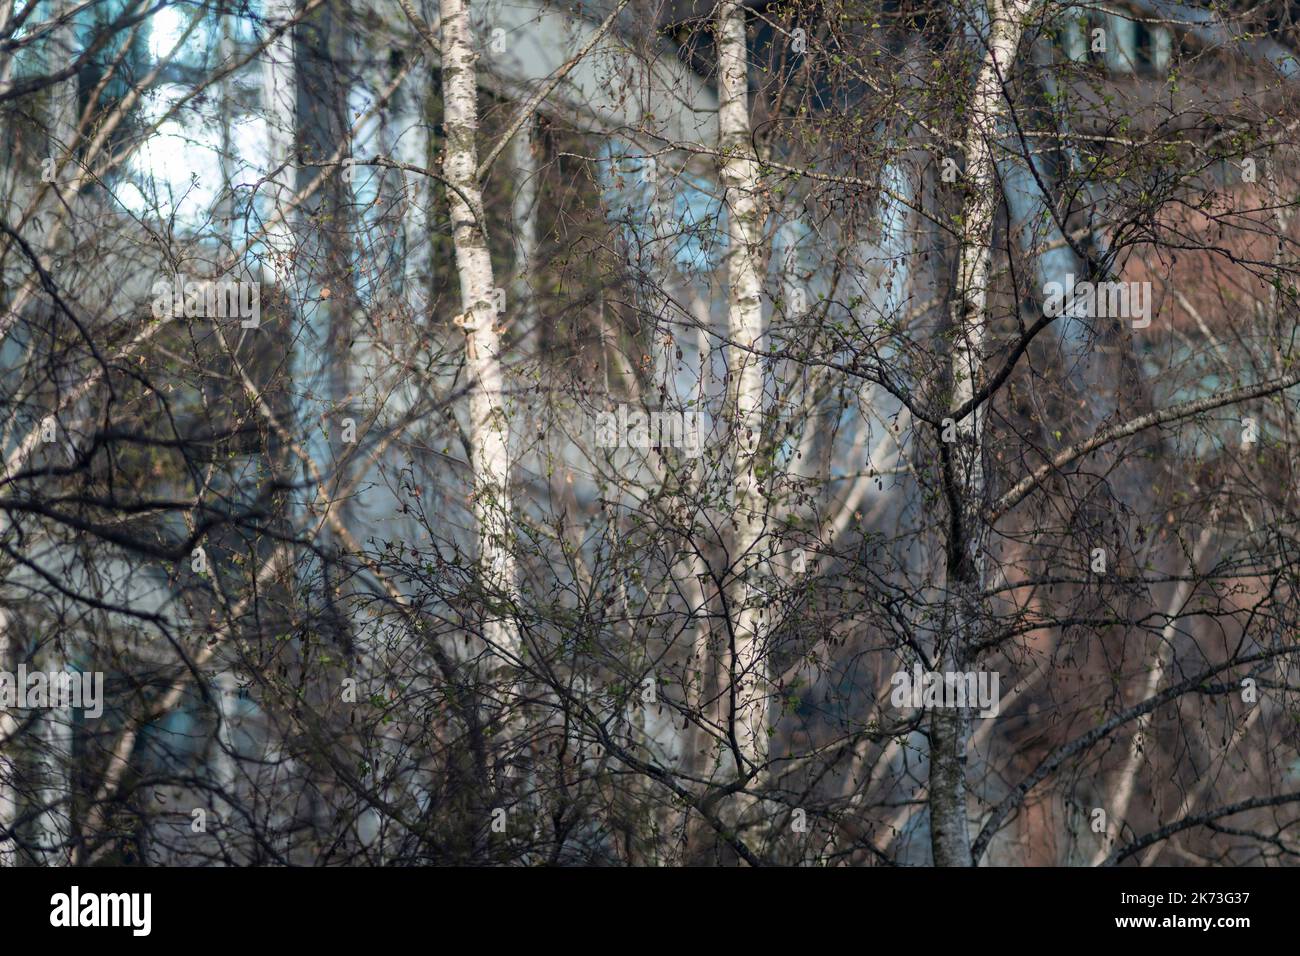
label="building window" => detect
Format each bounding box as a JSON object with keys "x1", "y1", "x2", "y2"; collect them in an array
[
  {"x1": 1137, "y1": 22, "x2": 1173, "y2": 75},
  {"x1": 1057, "y1": 6, "x2": 1171, "y2": 77}
]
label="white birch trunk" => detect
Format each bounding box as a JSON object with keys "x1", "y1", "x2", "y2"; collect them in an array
[
  {"x1": 395, "y1": 74, "x2": 432, "y2": 325},
  {"x1": 217, "y1": 12, "x2": 237, "y2": 254},
  {"x1": 1091, "y1": 518, "x2": 1216, "y2": 865},
  {"x1": 48, "y1": 3, "x2": 78, "y2": 158},
  {"x1": 718, "y1": 0, "x2": 769, "y2": 787},
  {"x1": 34, "y1": 695, "x2": 73, "y2": 865},
  {"x1": 0, "y1": 2, "x2": 14, "y2": 91},
  {"x1": 212, "y1": 670, "x2": 239, "y2": 817},
  {"x1": 509, "y1": 119, "x2": 540, "y2": 349},
  {"x1": 260, "y1": 0, "x2": 297, "y2": 288},
  {"x1": 936, "y1": 0, "x2": 1034, "y2": 868},
  {"x1": 30, "y1": 4, "x2": 80, "y2": 868},
  {"x1": 441, "y1": 0, "x2": 520, "y2": 663}
]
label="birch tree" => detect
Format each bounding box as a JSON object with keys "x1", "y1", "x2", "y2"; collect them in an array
[
  {"x1": 0, "y1": 0, "x2": 1299, "y2": 869},
  {"x1": 717, "y1": 0, "x2": 770, "y2": 808},
  {"x1": 439, "y1": 0, "x2": 519, "y2": 674},
  {"x1": 935, "y1": 0, "x2": 1038, "y2": 869}
]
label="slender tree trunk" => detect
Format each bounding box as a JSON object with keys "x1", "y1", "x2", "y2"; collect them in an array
[
  {"x1": 29, "y1": 0, "x2": 81, "y2": 867},
  {"x1": 936, "y1": 0, "x2": 1034, "y2": 868},
  {"x1": 510, "y1": 119, "x2": 539, "y2": 351},
  {"x1": 440, "y1": 0, "x2": 519, "y2": 664},
  {"x1": 33, "y1": 692, "x2": 73, "y2": 865},
  {"x1": 718, "y1": 0, "x2": 769, "y2": 795},
  {"x1": 1092, "y1": 517, "x2": 1217, "y2": 865},
  {"x1": 212, "y1": 669, "x2": 240, "y2": 858},
  {"x1": 260, "y1": 0, "x2": 297, "y2": 288},
  {"x1": 0, "y1": 0, "x2": 54, "y2": 859}
]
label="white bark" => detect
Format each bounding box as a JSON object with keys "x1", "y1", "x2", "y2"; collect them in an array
[
  {"x1": 441, "y1": 0, "x2": 520, "y2": 662},
  {"x1": 24, "y1": 4, "x2": 81, "y2": 868},
  {"x1": 48, "y1": 3, "x2": 78, "y2": 155},
  {"x1": 0, "y1": 2, "x2": 14, "y2": 91},
  {"x1": 34, "y1": 695, "x2": 73, "y2": 865},
  {"x1": 935, "y1": 0, "x2": 1034, "y2": 868},
  {"x1": 213, "y1": 670, "x2": 240, "y2": 815},
  {"x1": 395, "y1": 84, "x2": 432, "y2": 323},
  {"x1": 1092, "y1": 518, "x2": 1217, "y2": 866},
  {"x1": 509, "y1": 119, "x2": 540, "y2": 347},
  {"x1": 260, "y1": 0, "x2": 297, "y2": 287},
  {"x1": 217, "y1": 12, "x2": 237, "y2": 252},
  {"x1": 951, "y1": 1, "x2": 1031, "y2": 474},
  {"x1": 718, "y1": 0, "x2": 769, "y2": 785}
]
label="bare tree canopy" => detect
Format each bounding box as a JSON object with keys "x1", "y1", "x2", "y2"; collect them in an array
[{"x1": 0, "y1": 0, "x2": 1299, "y2": 882}]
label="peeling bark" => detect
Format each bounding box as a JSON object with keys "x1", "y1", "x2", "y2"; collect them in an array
[{"x1": 441, "y1": 0, "x2": 520, "y2": 662}]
